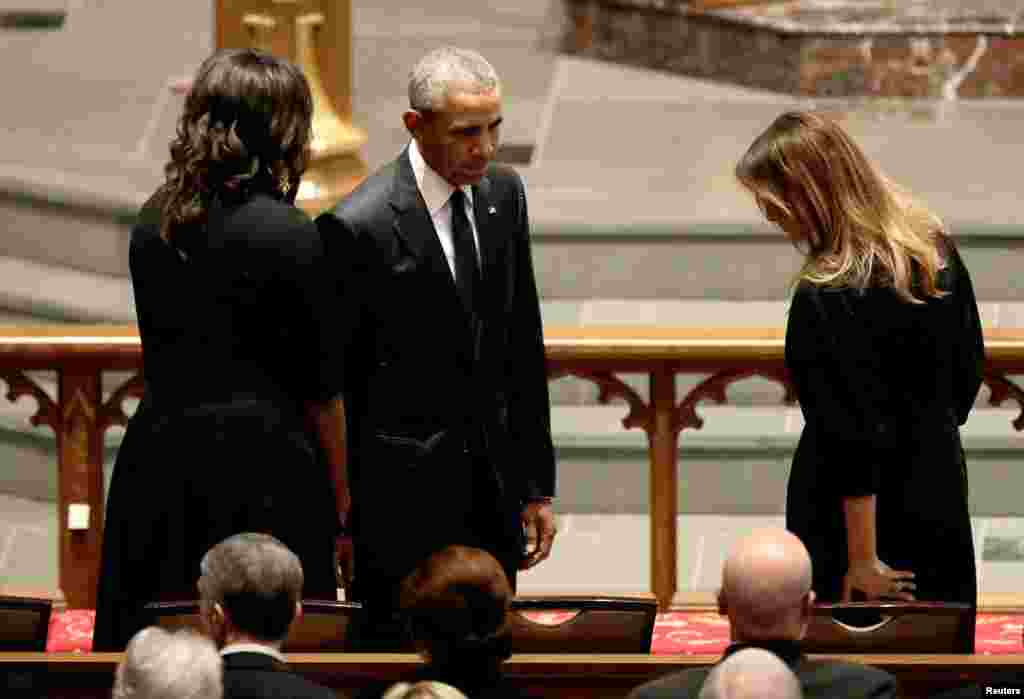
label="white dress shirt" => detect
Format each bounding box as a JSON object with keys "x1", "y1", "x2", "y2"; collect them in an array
[
  {"x1": 408, "y1": 139, "x2": 482, "y2": 281},
  {"x1": 408, "y1": 141, "x2": 554, "y2": 507}
]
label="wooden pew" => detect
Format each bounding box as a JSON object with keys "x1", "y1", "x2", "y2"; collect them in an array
[{"x1": 4, "y1": 653, "x2": 1023, "y2": 698}]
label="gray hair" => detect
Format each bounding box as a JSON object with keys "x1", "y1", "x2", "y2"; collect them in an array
[
  {"x1": 699, "y1": 648, "x2": 802, "y2": 699},
  {"x1": 408, "y1": 47, "x2": 500, "y2": 112},
  {"x1": 113, "y1": 627, "x2": 222, "y2": 699},
  {"x1": 382, "y1": 681, "x2": 469, "y2": 699},
  {"x1": 198, "y1": 532, "x2": 304, "y2": 642}
]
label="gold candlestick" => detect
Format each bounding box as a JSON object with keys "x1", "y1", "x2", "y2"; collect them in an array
[{"x1": 217, "y1": 0, "x2": 367, "y2": 215}]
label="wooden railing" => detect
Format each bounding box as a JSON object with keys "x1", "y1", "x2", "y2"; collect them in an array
[
  {"x1": 4, "y1": 652, "x2": 1024, "y2": 698},
  {"x1": 2, "y1": 325, "x2": 1024, "y2": 610}
]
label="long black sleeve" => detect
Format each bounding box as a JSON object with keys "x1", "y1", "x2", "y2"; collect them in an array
[
  {"x1": 506, "y1": 173, "x2": 556, "y2": 499},
  {"x1": 948, "y1": 242, "x2": 985, "y2": 425},
  {"x1": 786, "y1": 285, "x2": 892, "y2": 496}
]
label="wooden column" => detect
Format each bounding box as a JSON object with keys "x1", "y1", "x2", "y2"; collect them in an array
[
  {"x1": 56, "y1": 370, "x2": 104, "y2": 609},
  {"x1": 648, "y1": 367, "x2": 679, "y2": 611}
]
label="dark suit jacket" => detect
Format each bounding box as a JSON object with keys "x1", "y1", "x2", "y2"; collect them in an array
[
  {"x1": 221, "y1": 651, "x2": 334, "y2": 699},
  {"x1": 627, "y1": 641, "x2": 896, "y2": 699},
  {"x1": 316, "y1": 148, "x2": 555, "y2": 585}
]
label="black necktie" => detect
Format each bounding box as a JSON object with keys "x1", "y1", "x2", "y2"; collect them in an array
[{"x1": 449, "y1": 188, "x2": 479, "y2": 313}]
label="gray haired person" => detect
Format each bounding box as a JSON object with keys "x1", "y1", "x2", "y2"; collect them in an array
[
  {"x1": 698, "y1": 648, "x2": 801, "y2": 699},
  {"x1": 382, "y1": 681, "x2": 469, "y2": 699},
  {"x1": 199, "y1": 533, "x2": 333, "y2": 699},
  {"x1": 407, "y1": 46, "x2": 499, "y2": 111},
  {"x1": 113, "y1": 626, "x2": 222, "y2": 699}
]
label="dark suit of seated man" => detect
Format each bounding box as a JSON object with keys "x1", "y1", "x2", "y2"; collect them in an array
[
  {"x1": 628, "y1": 529, "x2": 896, "y2": 699},
  {"x1": 197, "y1": 533, "x2": 334, "y2": 699}
]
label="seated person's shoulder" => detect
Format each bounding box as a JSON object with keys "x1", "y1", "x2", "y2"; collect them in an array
[
  {"x1": 289, "y1": 672, "x2": 336, "y2": 699},
  {"x1": 796, "y1": 658, "x2": 896, "y2": 697},
  {"x1": 223, "y1": 663, "x2": 334, "y2": 699},
  {"x1": 626, "y1": 667, "x2": 708, "y2": 698}
]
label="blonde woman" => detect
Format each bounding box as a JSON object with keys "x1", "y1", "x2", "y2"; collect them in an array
[{"x1": 736, "y1": 112, "x2": 984, "y2": 612}]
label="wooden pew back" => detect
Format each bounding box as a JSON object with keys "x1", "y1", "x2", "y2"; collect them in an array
[
  {"x1": 804, "y1": 602, "x2": 975, "y2": 654},
  {"x1": 143, "y1": 599, "x2": 360, "y2": 651},
  {"x1": 3, "y1": 652, "x2": 1023, "y2": 699}
]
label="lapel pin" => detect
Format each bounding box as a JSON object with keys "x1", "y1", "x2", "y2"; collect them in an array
[{"x1": 488, "y1": 206, "x2": 497, "y2": 215}]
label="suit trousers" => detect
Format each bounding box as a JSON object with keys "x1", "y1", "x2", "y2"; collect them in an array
[{"x1": 347, "y1": 432, "x2": 523, "y2": 651}]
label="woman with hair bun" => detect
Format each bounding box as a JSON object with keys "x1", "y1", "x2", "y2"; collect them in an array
[
  {"x1": 356, "y1": 545, "x2": 537, "y2": 699},
  {"x1": 736, "y1": 111, "x2": 984, "y2": 613},
  {"x1": 94, "y1": 49, "x2": 349, "y2": 650}
]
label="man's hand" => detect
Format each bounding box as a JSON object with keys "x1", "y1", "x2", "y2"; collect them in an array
[{"x1": 520, "y1": 501, "x2": 557, "y2": 570}]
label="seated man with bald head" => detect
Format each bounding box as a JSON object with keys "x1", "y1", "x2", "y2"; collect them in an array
[{"x1": 628, "y1": 528, "x2": 895, "y2": 699}]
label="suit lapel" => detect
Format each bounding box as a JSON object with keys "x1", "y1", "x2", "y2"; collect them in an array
[
  {"x1": 389, "y1": 148, "x2": 463, "y2": 314},
  {"x1": 472, "y1": 173, "x2": 501, "y2": 294}
]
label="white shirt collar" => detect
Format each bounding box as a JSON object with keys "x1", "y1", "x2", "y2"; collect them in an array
[
  {"x1": 408, "y1": 139, "x2": 473, "y2": 216},
  {"x1": 220, "y1": 642, "x2": 286, "y2": 663}
]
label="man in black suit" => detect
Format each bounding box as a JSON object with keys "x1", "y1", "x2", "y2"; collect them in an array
[
  {"x1": 198, "y1": 533, "x2": 334, "y2": 699},
  {"x1": 628, "y1": 529, "x2": 896, "y2": 699},
  {"x1": 317, "y1": 46, "x2": 557, "y2": 648}
]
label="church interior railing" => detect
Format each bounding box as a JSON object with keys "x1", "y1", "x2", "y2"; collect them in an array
[{"x1": 2, "y1": 325, "x2": 1023, "y2": 610}]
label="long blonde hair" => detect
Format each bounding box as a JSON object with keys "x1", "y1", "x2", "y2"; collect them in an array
[{"x1": 736, "y1": 111, "x2": 947, "y2": 303}]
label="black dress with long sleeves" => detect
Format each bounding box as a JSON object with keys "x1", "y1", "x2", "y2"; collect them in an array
[
  {"x1": 784, "y1": 237, "x2": 984, "y2": 606},
  {"x1": 92, "y1": 191, "x2": 344, "y2": 650}
]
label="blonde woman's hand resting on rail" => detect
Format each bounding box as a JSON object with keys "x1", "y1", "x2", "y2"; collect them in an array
[{"x1": 842, "y1": 558, "x2": 916, "y2": 602}]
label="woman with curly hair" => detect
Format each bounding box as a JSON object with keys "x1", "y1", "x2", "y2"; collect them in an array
[
  {"x1": 736, "y1": 111, "x2": 984, "y2": 612},
  {"x1": 93, "y1": 49, "x2": 349, "y2": 650}
]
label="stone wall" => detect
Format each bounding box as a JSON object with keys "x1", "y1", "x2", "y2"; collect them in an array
[
  {"x1": 802, "y1": 35, "x2": 1024, "y2": 98},
  {"x1": 563, "y1": 0, "x2": 1024, "y2": 98},
  {"x1": 566, "y1": 3, "x2": 803, "y2": 93}
]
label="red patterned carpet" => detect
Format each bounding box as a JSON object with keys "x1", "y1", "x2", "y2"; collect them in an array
[{"x1": 45, "y1": 610, "x2": 1024, "y2": 654}]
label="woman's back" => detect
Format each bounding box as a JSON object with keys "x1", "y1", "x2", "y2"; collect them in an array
[
  {"x1": 130, "y1": 191, "x2": 338, "y2": 410},
  {"x1": 784, "y1": 239, "x2": 983, "y2": 604},
  {"x1": 738, "y1": 110, "x2": 983, "y2": 606},
  {"x1": 94, "y1": 47, "x2": 343, "y2": 652},
  {"x1": 792, "y1": 239, "x2": 983, "y2": 437}
]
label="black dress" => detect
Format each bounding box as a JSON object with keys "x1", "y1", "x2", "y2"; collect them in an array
[
  {"x1": 93, "y1": 191, "x2": 343, "y2": 650},
  {"x1": 784, "y1": 237, "x2": 984, "y2": 606}
]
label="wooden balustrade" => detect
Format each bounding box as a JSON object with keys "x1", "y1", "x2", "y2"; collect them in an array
[
  {"x1": 3, "y1": 652, "x2": 1023, "y2": 698},
  {"x1": 2, "y1": 325, "x2": 1024, "y2": 610}
]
